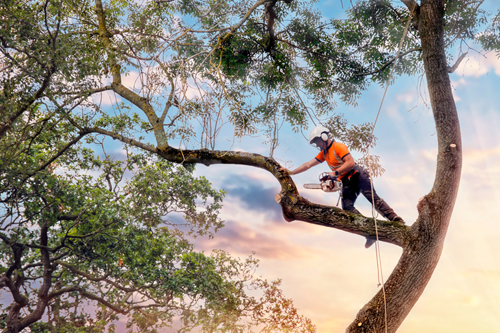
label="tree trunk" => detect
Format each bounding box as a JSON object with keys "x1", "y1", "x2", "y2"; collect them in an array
[{"x1": 346, "y1": 0, "x2": 462, "y2": 331}]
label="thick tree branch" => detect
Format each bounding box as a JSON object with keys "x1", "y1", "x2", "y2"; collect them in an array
[
  {"x1": 95, "y1": 0, "x2": 168, "y2": 147},
  {"x1": 275, "y1": 194, "x2": 408, "y2": 247},
  {"x1": 7, "y1": 223, "x2": 49, "y2": 332},
  {"x1": 157, "y1": 146, "x2": 409, "y2": 247},
  {"x1": 14, "y1": 287, "x2": 128, "y2": 331}
]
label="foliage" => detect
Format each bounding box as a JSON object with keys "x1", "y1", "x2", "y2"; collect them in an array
[
  {"x1": 478, "y1": 8, "x2": 500, "y2": 53},
  {"x1": 0, "y1": 101, "x2": 314, "y2": 332},
  {"x1": 0, "y1": 1, "x2": 316, "y2": 332}
]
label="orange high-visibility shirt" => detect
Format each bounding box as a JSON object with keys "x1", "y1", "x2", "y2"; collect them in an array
[{"x1": 315, "y1": 142, "x2": 352, "y2": 179}]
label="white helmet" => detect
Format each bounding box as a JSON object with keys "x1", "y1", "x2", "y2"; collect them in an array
[{"x1": 309, "y1": 125, "x2": 330, "y2": 148}]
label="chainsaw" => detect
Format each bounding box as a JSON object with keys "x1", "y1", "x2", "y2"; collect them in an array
[{"x1": 303, "y1": 172, "x2": 342, "y2": 193}]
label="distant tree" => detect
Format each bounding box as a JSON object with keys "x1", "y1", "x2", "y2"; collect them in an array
[
  {"x1": 1, "y1": 0, "x2": 499, "y2": 332},
  {"x1": 0, "y1": 1, "x2": 315, "y2": 332},
  {"x1": 0, "y1": 98, "x2": 315, "y2": 333}
]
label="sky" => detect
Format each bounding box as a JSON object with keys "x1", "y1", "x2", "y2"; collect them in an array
[
  {"x1": 29, "y1": 1, "x2": 500, "y2": 332},
  {"x1": 178, "y1": 2, "x2": 500, "y2": 332}
]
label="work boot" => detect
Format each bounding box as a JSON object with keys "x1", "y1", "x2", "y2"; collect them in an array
[
  {"x1": 365, "y1": 237, "x2": 376, "y2": 248},
  {"x1": 392, "y1": 216, "x2": 404, "y2": 222},
  {"x1": 374, "y1": 198, "x2": 400, "y2": 222}
]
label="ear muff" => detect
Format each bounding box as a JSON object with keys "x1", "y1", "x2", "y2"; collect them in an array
[{"x1": 321, "y1": 132, "x2": 329, "y2": 141}]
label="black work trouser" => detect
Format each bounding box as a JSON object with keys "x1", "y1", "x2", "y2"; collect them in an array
[{"x1": 341, "y1": 166, "x2": 398, "y2": 221}]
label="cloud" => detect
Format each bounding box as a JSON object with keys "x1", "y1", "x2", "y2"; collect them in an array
[
  {"x1": 451, "y1": 78, "x2": 467, "y2": 101},
  {"x1": 87, "y1": 90, "x2": 122, "y2": 106},
  {"x1": 456, "y1": 53, "x2": 500, "y2": 77},
  {"x1": 222, "y1": 180, "x2": 283, "y2": 221},
  {"x1": 194, "y1": 220, "x2": 318, "y2": 259},
  {"x1": 462, "y1": 146, "x2": 500, "y2": 188},
  {"x1": 396, "y1": 90, "x2": 417, "y2": 106}
]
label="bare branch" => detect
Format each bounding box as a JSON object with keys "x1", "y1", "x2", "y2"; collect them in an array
[
  {"x1": 447, "y1": 52, "x2": 468, "y2": 73},
  {"x1": 86, "y1": 127, "x2": 157, "y2": 153},
  {"x1": 160, "y1": 77, "x2": 177, "y2": 124},
  {"x1": 189, "y1": 0, "x2": 269, "y2": 34},
  {"x1": 355, "y1": 47, "x2": 422, "y2": 77}
]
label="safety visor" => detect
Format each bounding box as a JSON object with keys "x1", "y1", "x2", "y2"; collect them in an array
[{"x1": 310, "y1": 138, "x2": 324, "y2": 150}]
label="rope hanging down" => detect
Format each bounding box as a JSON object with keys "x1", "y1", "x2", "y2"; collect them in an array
[{"x1": 366, "y1": 7, "x2": 414, "y2": 333}]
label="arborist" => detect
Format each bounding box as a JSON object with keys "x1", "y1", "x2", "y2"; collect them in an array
[{"x1": 280, "y1": 125, "x2": 403, "y2": 247}]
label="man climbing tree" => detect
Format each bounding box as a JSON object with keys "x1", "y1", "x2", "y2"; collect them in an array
[{"x1": 280, "y1": 125, "x2": 403, "y2": 247}]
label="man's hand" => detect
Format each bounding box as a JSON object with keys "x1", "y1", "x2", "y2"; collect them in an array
[
  {"x1": 279, "y1": 167, "x2": 293, "y2": 175},
  {"x1": 320, "y1": 173, "x2": 337, "y2": 182}
]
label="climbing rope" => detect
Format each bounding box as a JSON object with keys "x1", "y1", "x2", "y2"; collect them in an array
[{"x1": 366, "y1": 6, "x2": 415, "y2": 332}]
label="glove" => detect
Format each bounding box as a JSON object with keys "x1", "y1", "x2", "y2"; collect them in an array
[{"x1": 320, "y1": 174, "x2": 337, "y2": 182}]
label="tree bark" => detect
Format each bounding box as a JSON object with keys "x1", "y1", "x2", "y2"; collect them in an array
[{"x1": 346, "y1": 0, "x2": 462, "y2": 331}]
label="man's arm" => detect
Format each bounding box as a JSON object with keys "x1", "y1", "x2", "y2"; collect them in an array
[
  {"x1": 280, "y1": 158, "x2": 320, "y2": 175},
  {"x1": 329, "y1": 154, "x2": 355, "y2": 177}
]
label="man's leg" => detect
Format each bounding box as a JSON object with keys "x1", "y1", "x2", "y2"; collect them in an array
[
  {"x1": 341, "y1": 174, "x2": 361, "y2": 214},
  {"x1": 357, "y1": 168, "x2": 403, "y2": 222},
  {"x1": 342, "y1": 171, "x2": 380, "y2": 248}
]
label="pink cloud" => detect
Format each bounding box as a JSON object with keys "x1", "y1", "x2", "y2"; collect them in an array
[{"x1": 194, "y1": 220, "x2": 319, "y2": 260}]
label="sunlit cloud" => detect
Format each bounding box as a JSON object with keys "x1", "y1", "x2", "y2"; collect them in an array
[
  {"x1": 456, "y1": 53, "x2": 500, "y2": 77},
  {"x1": 195, "y1": 220, "x2": 319, "y2": 260},
  {"x1": 87, "y1": 89, "x2": 122, "y2": 106}
]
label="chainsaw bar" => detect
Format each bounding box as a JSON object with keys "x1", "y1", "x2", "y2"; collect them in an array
[
  {"x1": 303, "y1": 183, "x2": 322, "y2": 189},
  {"x1": 303, "y1": 179, "x2": 342, "y2": 192}
]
